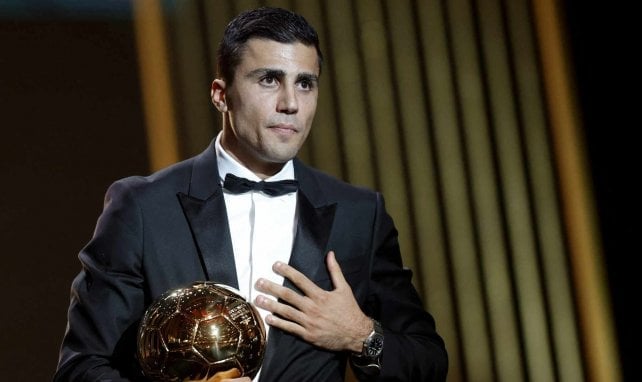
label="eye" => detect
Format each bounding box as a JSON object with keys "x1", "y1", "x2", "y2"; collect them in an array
[
  {"x1": 298, "y1": 79, "x2": 316, "y2": 91},
  {"x1": 259, "y1": 75, "x2": 278, "y2": 87},
  {"x1": 300, "y1": 80, "x2": 314, "y2": 90}
]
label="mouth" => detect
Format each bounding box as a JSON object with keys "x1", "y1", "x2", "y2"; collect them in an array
[{"x1": 268, "y1": 123, "x2": 298, "y2": 134}]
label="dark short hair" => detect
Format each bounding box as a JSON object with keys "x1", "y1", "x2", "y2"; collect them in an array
[{"x1": 216, "y1": 7, "x2": 323, "y2": 84}]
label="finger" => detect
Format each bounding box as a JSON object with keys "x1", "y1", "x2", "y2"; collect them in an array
[
  {"x1": 216, "y1": 368, "x2": 241, "y2": 378},
  {"x1": 326, "y1": 251, "x2": 349, "y2": 290},
  {"x1": 272, "y1": 261, "x2": 323, "y2": 297},
  {"x1": 205, "y1": 368, "x2": 241, "y2": 382},
  {"x1": 254, "y1": 294, "x2": 307, "y2": 324},
  {"x1": 253, "y1": 295, "x2": 313, "y2": 341},
  {"x1": 263, "y1": 311, "x2": 307, "y2": 337},
  {"x1": 255, "y1": 278, "x2": 308, "y2": 308}
]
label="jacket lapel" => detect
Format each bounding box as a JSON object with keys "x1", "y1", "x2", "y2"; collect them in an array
[
  {"x1": 287, "y1": 191, "x2": 336, "y2": 287},
  {"x1": 177, "y1": 142, "x2": 239, "y2": 289},
  {"x1": 259, "y1": 160, "x2": 337, "y2": 381}
]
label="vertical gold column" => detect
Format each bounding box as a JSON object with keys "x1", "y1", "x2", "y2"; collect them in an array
[
  {"x1": 531, "y1": 1, "x2": 621, "y2": 381},
  {"x1": 323, "y1": 0, "x2": 374, "y2": 187},
  {"x1": 133, "y1": 0, "x2": 179, "y2": 171},
  {"x1": 442, "y1": 0, "x2": 524, "y2": 378},
  {"x1": 294, "y1": 0, "x2": 344, "y2": 178},
  {"x1": 476, "y1": 0, "x2": 555, "y2": 379}
]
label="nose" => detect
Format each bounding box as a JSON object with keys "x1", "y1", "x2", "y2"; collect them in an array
[{"x1": 277, "y1": 85, "x2": 298, "y2": 114}]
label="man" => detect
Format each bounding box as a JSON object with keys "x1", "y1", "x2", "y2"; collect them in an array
[{"x1": 55, "y1": 7, "x2": 448, "y2": 381}]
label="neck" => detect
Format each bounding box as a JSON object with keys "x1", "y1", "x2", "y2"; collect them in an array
[{"x1": 220, "y1": 127, "x2": 285, "y2": 180}]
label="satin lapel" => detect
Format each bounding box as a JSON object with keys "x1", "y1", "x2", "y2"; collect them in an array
[
  {"x1": 176, "y1": 140, "x2": 239, "y2": 289},
  {"x1": 259, "y1": 162, "x2": 337, "y2": 381},
  {"x1": 177, "y1": 192, "x2": 238, "y2": 289},
  {"x1": 287, "y1": 191, "x2": 336, "y2": 286}
]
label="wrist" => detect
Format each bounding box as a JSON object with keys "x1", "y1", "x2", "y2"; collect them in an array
[
  {"x1": 350, "y1": 317, "x2": 384, "y2": 376},
  {"x1": 348, "y1": 315, "x2": 374, "y2": 353}
]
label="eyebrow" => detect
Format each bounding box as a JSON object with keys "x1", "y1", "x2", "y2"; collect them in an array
[
  {"x1": 246, "y1": 68, "x2": 319, "y2": 84},
  {"x1": 297, "y1": 72, "x2": 319, "y2": 85}
]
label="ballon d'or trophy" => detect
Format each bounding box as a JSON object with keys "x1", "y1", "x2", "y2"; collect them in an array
[{"x1": 137, "y1": 281, "x2": 266, "y2": 381}]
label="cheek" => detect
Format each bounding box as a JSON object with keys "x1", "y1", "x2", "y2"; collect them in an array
[
  {"x1": 244, "y1": 94, "x2": 274, "y2": 121},
  {"x1": 233, "y1": 99, "x2": 269, "y2": 127},
  {"x1": 302, "y1": 100, "x2": 318, "y2": 126}
]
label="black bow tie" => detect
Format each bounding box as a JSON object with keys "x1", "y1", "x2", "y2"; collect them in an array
[{"x1": 223, "y1": 173, "x2": 299, "y2": 196}]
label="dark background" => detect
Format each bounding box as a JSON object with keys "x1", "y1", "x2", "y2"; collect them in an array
[
  {"x1": 0, "y1": 1, "x2": 636, "y2": 380},
  {"x1": 0, "y1": 3, "x2": 149, "y2": 379},
  {"x1": 561, "y1": 1, "x2": 637, "y2": 381}
]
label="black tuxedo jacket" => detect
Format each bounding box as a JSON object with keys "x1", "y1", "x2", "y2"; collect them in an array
[{"x1": 54, "y1": 141, "x2": 447, "y2": 381}]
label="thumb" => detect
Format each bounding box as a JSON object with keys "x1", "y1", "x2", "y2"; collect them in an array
[{"x1": 326, "y1": 251, "x2": 349, "y2": 289}]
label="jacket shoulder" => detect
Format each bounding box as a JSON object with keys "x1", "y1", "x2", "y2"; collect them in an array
[
  {"x1": 295, "y1": 159, "x2": 379, "y2": 203},
  {"x1": 106, "y1": 156, "x2": 196, "y2": 201}
]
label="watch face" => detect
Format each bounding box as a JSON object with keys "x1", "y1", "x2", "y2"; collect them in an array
[{"x1": 365, "y1": 334, "x2": 384, "y2": 357}]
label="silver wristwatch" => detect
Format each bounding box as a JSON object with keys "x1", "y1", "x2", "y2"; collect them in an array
[{"x1": 351, "y1": 318, "x2": 384, "y2": 375}]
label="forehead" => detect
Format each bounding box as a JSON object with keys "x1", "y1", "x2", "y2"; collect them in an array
[{"x1": 236, "y1": 38, "x2": 319, "y2": 76}]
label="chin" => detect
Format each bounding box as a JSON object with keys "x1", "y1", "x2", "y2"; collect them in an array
[
  {"x1": 269, "y1": 155, "x2": 296, "y2": 164},
  {"x1": 263, "y1": 146, "x2": 300, "y2": 162}
]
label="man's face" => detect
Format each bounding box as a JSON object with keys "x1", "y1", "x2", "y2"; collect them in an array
[{"x1": 219, "y1": 38, "x2": 319, "y2": 177}]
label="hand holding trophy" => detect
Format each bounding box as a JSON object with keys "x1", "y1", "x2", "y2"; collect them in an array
[{"x1": 137, "y1": 282, "x2": 266, "y2": 381}]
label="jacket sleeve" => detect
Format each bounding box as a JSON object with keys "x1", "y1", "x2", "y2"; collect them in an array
[
  {"x1": 54, "y1": 179, "x2": 147, "y2": 382},
  {"x1": 353, "y1": 193, "x2": 448, "y2": 381}
]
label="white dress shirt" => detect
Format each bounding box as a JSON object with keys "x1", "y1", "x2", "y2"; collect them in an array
[{"x1": 215, "y1": 133, "x2": 298, "y2": 339}]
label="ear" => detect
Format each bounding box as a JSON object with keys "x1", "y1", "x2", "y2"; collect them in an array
[{"x1": 211, "y1": 79, "x2": 228, "y2": 113}]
